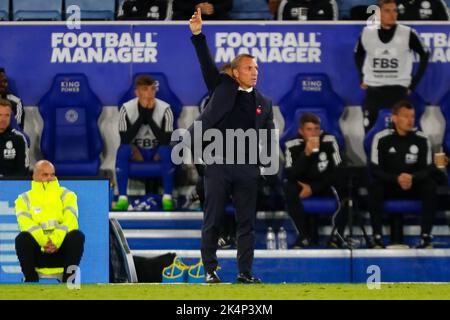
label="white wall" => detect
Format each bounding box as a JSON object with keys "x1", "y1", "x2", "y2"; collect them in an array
[{"x1": 23, "y1": 104, "x2": 446, "y2": 174}]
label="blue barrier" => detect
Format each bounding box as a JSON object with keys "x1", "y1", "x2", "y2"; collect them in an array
[
  {"x1": 0, "y1": 22, "x2": 449, "y2": 107},
  {"x1": 0, "y1": 180, "x2": 109, "y2": 284}
]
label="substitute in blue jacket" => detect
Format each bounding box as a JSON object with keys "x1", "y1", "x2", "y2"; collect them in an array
[{"x1": 115, "y1": 75, "x2": 175, "y2": 211}]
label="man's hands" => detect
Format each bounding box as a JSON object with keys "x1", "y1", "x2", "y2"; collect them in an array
[
  {"x1": 298, "y1": 181, "x2": 312, "y2": 199},
  {"x1": 360, "y1": 83, "x2": 368, "y2": 90},
  {"x1": 397, "y1": 173, "x2": 413, "y2": 190},
  {"x1": 44, "y1": 239, "x2": 57, "y2": 254},
  {"x1": 189, "y1": 8, "x2": 203, "y2": 35},
  {"x1": 304, "y1": 137, "x2": 320, "y2": 156}
]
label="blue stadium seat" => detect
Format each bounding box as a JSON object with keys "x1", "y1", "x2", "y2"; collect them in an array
[
  {"x1": 278, "y1": 73, "x2": 345, "y2": 150},
  {"x1": 118, "y1": 72, "x2": 182, "y2": 121},
  {"x1": 363, "y1": 109, "x2": 422, "y2": 215},
  {"x1": 65, "y1": 0, "x2": 116, "y2": 20},
  {"x1": 38, "y1": 73, "x2": 103, "y2": 176},
  {"x1": 0, "y1": 0, "x2": 9, "y2": 20},
  {"x1": 117, "y1": 72, "x2": 182, "y2": 179},
  {"x1": 409, "y1": 91, "x2": 427, "y2": 126},
  {"x1": 336, "y1": 0, "x2": 376, "y2": 19},
  {"x1": 230, "y1": 0, "x2": 273, "y2": 20},
  {"x1": 440, "y1": 90, "x2": 450, "y2": 155},
  {"x1": 280, "y1": 74, "x2": 344, "y2": 217},
  {"x1": 13, "y1": 0, "x2": 63, "y2": 20}
]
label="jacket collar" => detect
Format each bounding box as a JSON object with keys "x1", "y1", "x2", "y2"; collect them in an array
[{"x1": 31, "y1": 178, "x2": 60, "y2": 193}]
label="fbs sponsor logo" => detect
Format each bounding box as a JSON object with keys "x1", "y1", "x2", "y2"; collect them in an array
[
  {"x1": 51, "y1": 32, "x2": 158, "y2": 64},
  {"x1": 214, "y1": 32, "x2": 322, "y2": 64}
]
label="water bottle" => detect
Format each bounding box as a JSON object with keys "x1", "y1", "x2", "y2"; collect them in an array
[
  {"x1": 266, "y1": 227, "x2": 276, "y2": 250},
  {"x1": 277, "y1": 227, "x2": 288, "y2": 250}
]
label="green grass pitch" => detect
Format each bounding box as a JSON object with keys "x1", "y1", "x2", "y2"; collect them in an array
[{"x1": 1, "y1": 283, "x2": 450, "y2": 300}]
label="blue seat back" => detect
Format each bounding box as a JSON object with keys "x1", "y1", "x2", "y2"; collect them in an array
[
  {"x1": 65, "y1": 0, "x2": 116, "y2": 20},
  {"x1": 230, "y1": 0, "x2": 273, "y2": 20},
  {"x1": 409, "y1": 91, "x2": 427, "y2": 126},
  {"x1": 336, "y1": 0, "x2": 376, "y2": 19},
  {"x1": 0, "y1": 0, "x2": 9, "y2": 20},
  {"x1": 13, "y1": 0, "x2": 62, "y2": 20},
  {"x1": 363, "y1": 108, "x2": 392, "y2": 158},
  {"x1": 38, "y1": 73, "x2": 103, "y2": 164},
  {"x1": 118, "y1": 72, "x2": 183, "y2": 125},
  {"x1": 279, "y1": 73, "x2": 345, "y2": 150},
  {"x1": 440, "y1": 91, "x2": 450, "y2": 155},
  {"x1": 364, "y1": 95, "x2": 427, "y2": 159}
]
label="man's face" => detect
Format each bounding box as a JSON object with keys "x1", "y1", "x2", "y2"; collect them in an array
[
  {"x1": 33, "y1": 163, "x2": 56, "y2": 182},
  {"x1": 392, "y1": 107, "x2": 415, "y2": 134},
  {"x1": 232, "y1": 57, "x2": 258, "y2": 89},
  {"x1": 135, "y1": 84, "x2": 156, "y2": 108},
  {"x1": 0, "y1": 105, "x2": 11, "y2": 133},
  {"x1": 299, "y1": 122, "x2": 321, "y2": 140},
  {"x1": 380, "y1": 3, "x2": 398, "y2": 28},
  {"x1": 0, "y1": 73, "x2": 8, "y2": 95}
]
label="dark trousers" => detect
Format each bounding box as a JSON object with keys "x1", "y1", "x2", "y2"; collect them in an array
[
  {"x1": 284, "y1": 180, "x2": 345, "y2": 244},
  {"x1": 15, "y1": 230, "x2": 85, "y2": 282},
  {"x1": 368, "y1": 179, "x2": 437, "y2": 238},
  {"x1": 201, "y1": 164, "x2": 259, "y2": 275},
  {"x1": 363, "y1": 85, "x2": 408, "y2": 132}
]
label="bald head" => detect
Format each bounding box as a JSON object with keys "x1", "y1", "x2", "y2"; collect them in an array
[{"x1": 33, "y1": 160, "x2": 56, "y2": 182}]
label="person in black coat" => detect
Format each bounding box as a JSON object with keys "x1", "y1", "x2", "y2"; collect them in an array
[
  {"x1": 187, "y1": 8, "x2": 277, "y2": 284},
  {"x1": 0, "y1": 99, "x2": 29, "y2": 177}
]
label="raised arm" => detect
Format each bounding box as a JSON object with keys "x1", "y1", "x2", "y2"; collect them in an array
[{"x1": 189, "y1": 8, "x2": 221, "y2": 93}]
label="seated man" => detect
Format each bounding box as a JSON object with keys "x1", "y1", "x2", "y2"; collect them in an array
[
  {"x1": 368, "y1": 101, "x2": 437, "y2": 249},
  {"x1": 397, "y1": 0, "x2": 450, "y2": 21},
  {"x1": 117, "y1": 0, "x2": 171, "y2": 20},
  {"x1": 15, "y1": 160, "x2": 85, "y2": 282},
  {"x1": 277, "y1": 0, "x2": 339, "y2": 20},
  {"x1": 284, "y1": 112, "x2": 344, "y2": 248},
  {"x1": 115, "y1": 75, "x2": 175, "y2": 211},
  {"x1": 0, "y1": 68, "x2": 25, "y2": 130},
  {"x1": 0, "y1": 99, "x2": 29, "y2": 177}
]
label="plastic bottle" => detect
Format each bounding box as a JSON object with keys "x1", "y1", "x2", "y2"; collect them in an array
[
  {"x1": 277, "y1": 227, "x2": 288, "y2": 250},
  {"x1": 266, "y1": 227, "x2": 276, "y2": 250}
]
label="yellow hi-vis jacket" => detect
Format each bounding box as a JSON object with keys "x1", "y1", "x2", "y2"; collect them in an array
[{"x1": 15, "y1": 179, "x2": 79, "y2": 250}]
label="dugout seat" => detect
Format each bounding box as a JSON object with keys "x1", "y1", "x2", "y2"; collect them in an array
[
  {"x1": 279, "y1": 74, "x2": 344, "y2": 218},
  {"x1": 363, "y1": 108, "x2": 422, "y2": 215},
  {"x1": 13, "y1": 0, "x2": 63, "y2": 20},
  {"x1": 230, "y1": 0, "x2": 273, "y2": 20},
  {"x1": 0, "y1": 0, "x2": 9, "y2": 20},
  {"x1": 65, "y1": 0, "x2": 116, "y2": 20},
  {"x1": 117, "y1": 72, "x2": 182, "y2": 179},
  {"x1": 439, "y1": 90, "x2": 450, "y2": 184},
  {"x1": 279, "y1": 73, "x2": 345, "y2": 150},
  {"x1": 38, "y1": 73, "x2": 103, "y2": 176},
  {"x1": 336, "y1": 0, "x2": 375, "y2": 20}
]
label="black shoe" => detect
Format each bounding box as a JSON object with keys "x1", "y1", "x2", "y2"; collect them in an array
[
  {"x1": 372, "y1": 234, "x2": 385, "y2": 249},
  {"x1": 417, "y1": 234, "x2": 433, "y2": 249},
  {"x1": 327, "y1": 235, "x2": 344, "y2": 249},
  {"x1": 205, "y1": 271, "x2": 221, "y2": 284},
  {"x1": 292, "y1": 237, "x2": 310, "y2": 249},
  {"x1": 237, "y1": 273, "x2": 262, "y2": 284}
]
